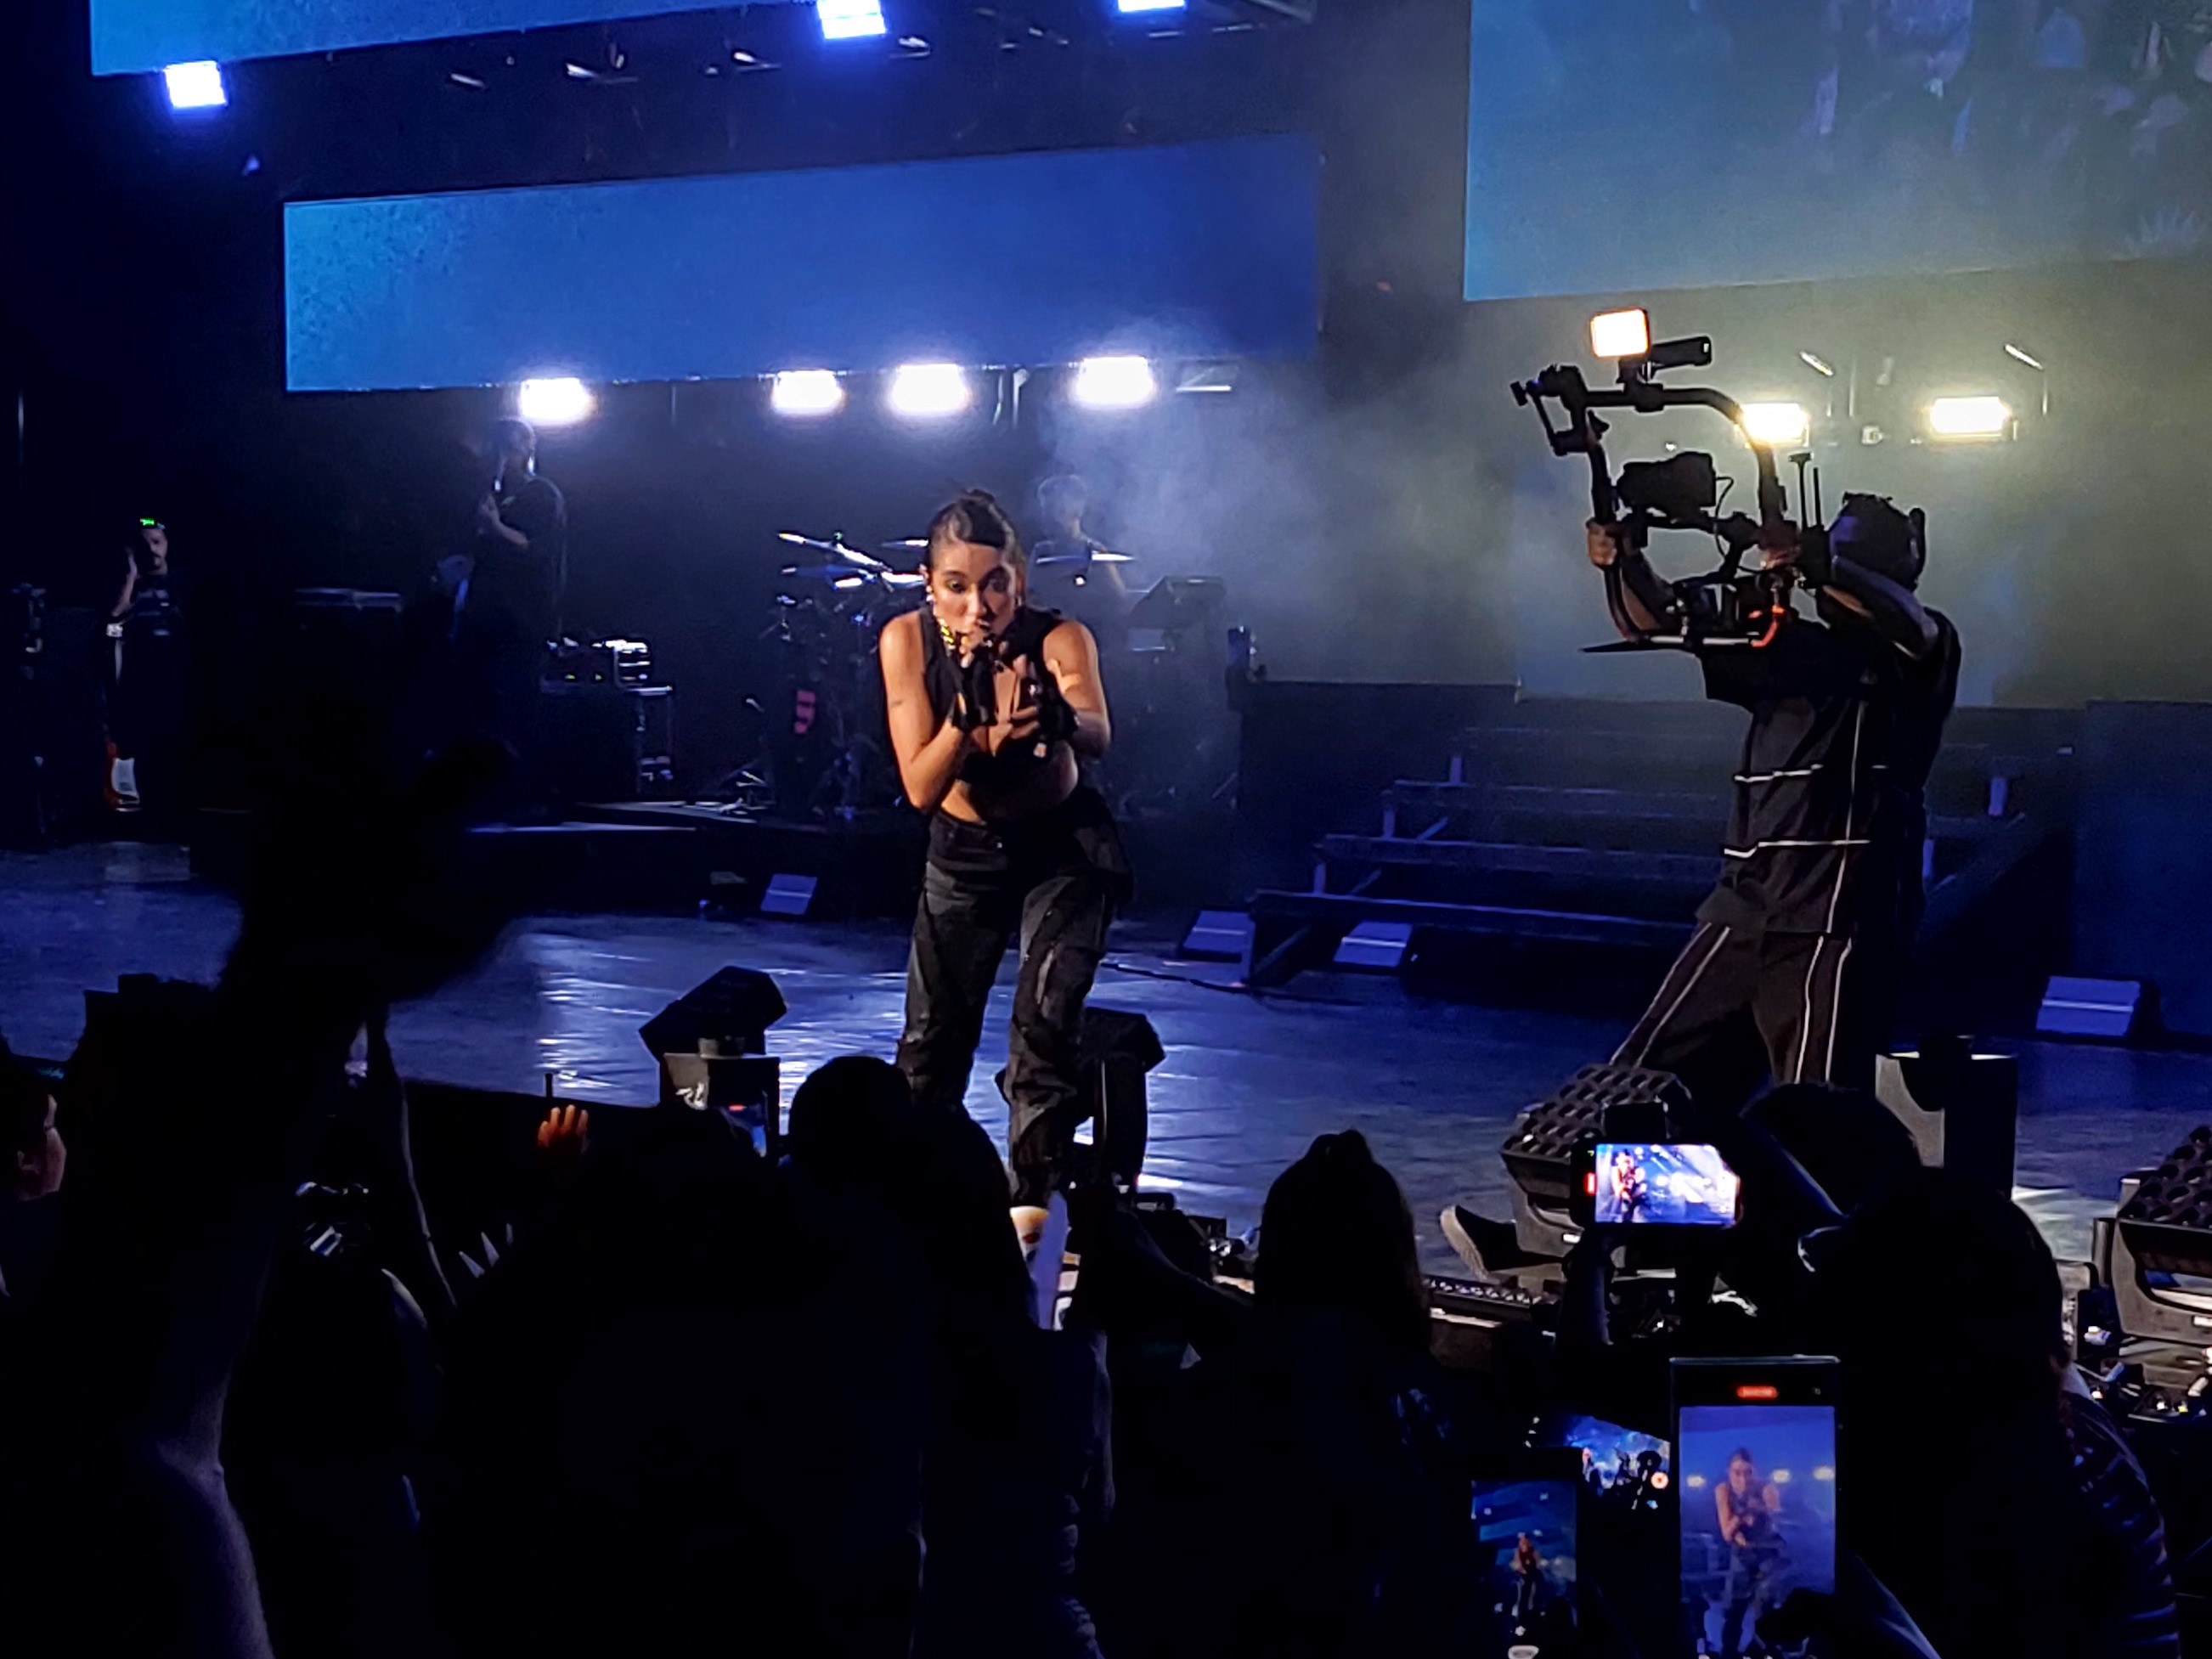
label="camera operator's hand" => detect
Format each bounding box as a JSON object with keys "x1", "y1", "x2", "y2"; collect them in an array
[
  {"x1": 1760, "y1": 520, "x2": 1803, "y2": 571},
  {"x1": 1586, "y1": 519, "x2": 1625, "y2": 569}
]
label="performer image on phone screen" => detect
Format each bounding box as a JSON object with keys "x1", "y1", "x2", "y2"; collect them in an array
[
  {"x1": 880, "y1": 490, "x2": 1129, "y2": 1205},
  {"x1": 1610, "y1": 1152, "x2": 1649, "y2": 1225},
  {"x1": 1511, "y1": 1532, "x2": 1543, "y2": 1620},
  {"x1": 1714, "y1": 1447, "x2": 1783, "y2": 1659}
]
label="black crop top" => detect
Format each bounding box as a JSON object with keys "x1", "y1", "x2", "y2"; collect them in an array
[{"x1": 918, "y1": 605, "x2": 1069, "y2": 791}]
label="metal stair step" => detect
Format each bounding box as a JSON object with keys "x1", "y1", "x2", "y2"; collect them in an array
[
  {"x1": 1378, "y1": 781, "x2": 2008, "y2": 846},
  {"x1": 1316, "y1": 835, "x2": 1718, "y2": 886},
  {"x1": 1245, "y1": 890, "x2": 1694, "y2": 951}
]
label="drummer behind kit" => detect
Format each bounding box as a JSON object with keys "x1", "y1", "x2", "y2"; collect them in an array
[{"x1": 757, "y1": 527, "x2": 1238, "y2": 819}]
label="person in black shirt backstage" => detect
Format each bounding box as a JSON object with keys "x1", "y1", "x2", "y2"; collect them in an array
[
  {"x1": 464, "y1": 418, "x2": 567, "y2": 796},
  {"x1": 1447, "y1": 494, "x2": 1959, "y2": 1266}
]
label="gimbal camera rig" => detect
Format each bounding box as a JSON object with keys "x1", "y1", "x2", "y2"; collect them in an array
[{"x1": 1512, "y1": 309, "x2": 1830, "y2": 652}]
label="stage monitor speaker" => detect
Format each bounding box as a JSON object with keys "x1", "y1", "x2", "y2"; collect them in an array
[
  {"x1": 2037, "y1": 976, "x2": 2155, "y2": 1041},
  {"x1": 1871, "y1": 1044, "x2": 2018, "y2": 1194},
  {"x1": 760, "y1": 873, "x2": 818, "y2": 918},
  {"x1": 1179, "y1": 909, "x2": 1253, "y2": 962},
  {"x1": 1335, "y1": 919, "x2": 1414, "y2": 972},
  {"x1": 640, "y1": 967, "x2": 787, "y2": 1060}
]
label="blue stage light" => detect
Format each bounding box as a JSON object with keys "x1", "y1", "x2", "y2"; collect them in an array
[
  {"x1": 1116, "y1": 0, "x2": 1187, "y2": 12},
  {"x1": 818, "y1": 0, "x2": 887, "y2": 39},
  {"x1": 163, "y1": 60, "x2": 227, "y2": 110}
]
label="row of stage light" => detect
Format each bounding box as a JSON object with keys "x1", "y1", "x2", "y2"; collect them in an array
[
  {"x1": 821, "y1": 0, "x2": 1183, "y2": 40},
  {"x1": 161, "y1": 0, "x2": 1193, "y2": 109},
  {"x1": 1733, "y1": 397, "x2": 2016, "y2": 446},
  {"x1": 1592, "y1": 308, "x2": 2029, "y2": 449},
  {"x1": 511, "y1": 354, "x2": 1185, "y2": 426}
]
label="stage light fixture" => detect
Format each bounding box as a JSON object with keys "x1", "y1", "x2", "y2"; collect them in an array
[
  {"x1": 1927, "y1": 395, "x2": 2012, "y2": 440},
  {"x1": 516, "y1": 377, "x2": 595, "y2": 426},
  {"x1": 1071, "y1": 356, "x2": 1158, "y2": 409},
  {"x1": 163, "y1": 61, "x2": 228, "y2": 110},
  {"x1": 886, "y1": 363, "x2": 972, "y2": 419},
  {"x1": 1589, "y1": 308, "x2": 1651, "y2": 360},
  {"x1": 818, "y1": 0, "x2": 888, "y2": 40},
  {"x1": 771, "y1": 370, "x2": 845, "y2": 416},
  {"x1": 1117, "y1": 0, "x2": 1188, "y2": 11},
  {"x1": 1741, "y1": 402, "x2": 1809, "y2": 446}
]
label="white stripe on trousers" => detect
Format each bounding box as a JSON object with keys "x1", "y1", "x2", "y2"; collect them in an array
[
  {"x1": 1790, "y1": 934, "x2": 1856, "y2": 1086},
  {"x1": 1792, "y1": 934, "x2": 1829, "y2": 1084},
  {"x1": 1614, "y1": 923, "x2": 1732, "y2": 1069},
  {"x1": 1824, "y1": 935, "x2": 1855, "y2": 1083}
]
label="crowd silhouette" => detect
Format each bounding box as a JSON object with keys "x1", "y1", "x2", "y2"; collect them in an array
[{"x1": 0, "y1": 735, "x2": 2193, "y2": 1657}]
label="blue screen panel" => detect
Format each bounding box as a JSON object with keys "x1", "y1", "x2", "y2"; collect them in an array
[
  {"x1": 92, "y1": 0, "x2": 804, "y2": 76},
  {"x1": 1466, "y1": 1, "x2": 2202, "y2": 300},
  {"x1": 285, "y1": 136, "x2": 1320, "y2": 392}
]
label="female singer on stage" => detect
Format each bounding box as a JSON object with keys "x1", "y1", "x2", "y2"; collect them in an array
[{"x1": 880, "y1": 489, "x2": 1128, "y2": 1205}]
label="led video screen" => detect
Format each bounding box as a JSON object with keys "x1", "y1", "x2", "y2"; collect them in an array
[
  {"x1": 1465, "y1": 1, "x2": 2212, "y2": 300},
  {"x1": 284, "y1": 136, "x2": 1321, "y2": 391},
  {"x1": 91, "y1": 0, "x2": 802, "y2": 76}
]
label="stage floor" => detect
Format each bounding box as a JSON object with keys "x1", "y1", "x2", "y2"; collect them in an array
[{"x1": 6, "y1": 844, "x2": 2208, "y2": 1273}]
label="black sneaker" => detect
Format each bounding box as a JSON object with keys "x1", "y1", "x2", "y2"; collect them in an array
[{"x1": 1440, "y1": 1203, "x2": 1544, "y2": 1277}]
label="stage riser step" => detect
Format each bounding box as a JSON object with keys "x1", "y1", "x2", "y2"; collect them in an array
[
  {"x1": 1247, "y1": 890, "x2": 1692, "y2": 952},
  {"x1": 1318, "y1": 835, "x2": 1718, "y2": 885},
  {"x1": 1377, "y1": 784, "x2": 2011, "y2": 851}
]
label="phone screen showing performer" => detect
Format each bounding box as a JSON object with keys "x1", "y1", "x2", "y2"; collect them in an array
[
  {"x1": 1471, "y1": 1453, "x2": 1579, "y2": 1659},
  {"x1": 1592, "y1": 1142, "x2": 1740, "y2": 1227},
  {"x1": 1674, "y1": 1359, "x2": 1838, "y2": 1657}
]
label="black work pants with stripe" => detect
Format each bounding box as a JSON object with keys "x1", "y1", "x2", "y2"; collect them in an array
[{"x1": 1611, "y1": 921, "x2": 1899, "y2": 1126}]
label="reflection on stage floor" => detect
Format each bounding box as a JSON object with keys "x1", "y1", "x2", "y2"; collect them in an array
[{"x1": 4, "y1": 844, "x2": 2202, "y2": 1272}]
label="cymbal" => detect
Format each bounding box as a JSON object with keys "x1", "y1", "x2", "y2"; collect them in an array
[
  {"x1": 884, "y1": 537, "x2": 928, "y2": 552},
  {"x1": 778, "y1": 565, "x2": 928, "y2": 591},
  {"x1": 1035, "y1": 550, "x2": 1136, "y2": 567},
  {"x1": 777, "y1": 530, "x2": 888, "y2": 569}
]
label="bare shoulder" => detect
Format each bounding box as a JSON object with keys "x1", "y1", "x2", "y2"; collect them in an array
[
  {"x1": 1043, "y1": 617, "x2": 1100, "y2": 663},
  {"x1": 881, "y1": 607, "x2": 923, "y2": 659}
]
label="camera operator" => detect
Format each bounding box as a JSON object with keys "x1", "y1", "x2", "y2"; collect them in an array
[{"x1": 1593, "y1": 494, "x2": 1960, "y2": 1119}]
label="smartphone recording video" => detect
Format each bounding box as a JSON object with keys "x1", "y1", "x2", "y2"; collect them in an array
[
  {"x1": 1472, "y1": 1454, "x2": 1579, "y2": 1659},
  {"x1": 1674, "y1": 1359, "x2": 1837, "y2": 1659},
  {"x1": 1592, "y1": 1142, "x2": 1740, "y2": 1227}
]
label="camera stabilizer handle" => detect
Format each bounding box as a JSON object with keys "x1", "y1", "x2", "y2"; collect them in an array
[{"x1": 1509, "y1": 363, "x2": 1792, "y2": 550}]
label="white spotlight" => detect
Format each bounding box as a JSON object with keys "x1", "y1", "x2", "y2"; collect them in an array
[
  {"x1": 771, "y1": 370, "x2": 845, "y2": 416},
  {"x1": 516, "y1": 377, "x2": 595, "y2": 426},
  {"x1": 1071, "y1": 356, "x2": 1158, "y2": 409},
  {"x1": 886, "y1": 364, "x2": 972, "y2": 419},
  {"x1": 1741, "y1": 403, "x2": 1810, "y2": 446},
  {"x1": 1117, "y1": 0, "x2": 1188, "y2": 11},
  {"x1": 163, "y1": 61, "x2": 228, "y2": 110},
  {"x1": 1589, "y1": 308, "x2": 1651, "y2": 360},
  {"x1": 818, "y1": 0, "x2": 888, "y2": 39},
  {"x1": 1927, "y1": 395, "x2": 2012, "y2": 440}
]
